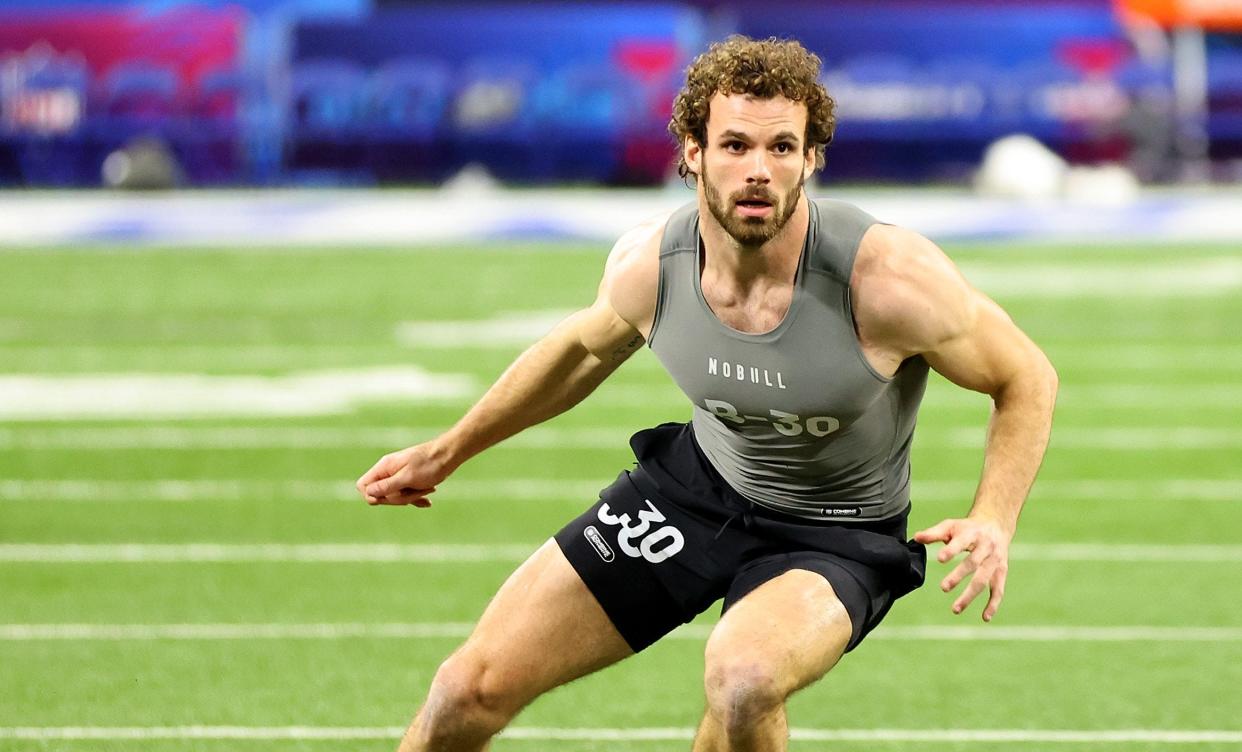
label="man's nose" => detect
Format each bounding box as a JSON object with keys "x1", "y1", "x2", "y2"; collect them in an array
[{"x1": 746, "y1": 152, "x2": 772, "y2": 184}]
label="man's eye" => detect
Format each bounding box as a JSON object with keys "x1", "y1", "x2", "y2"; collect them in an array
[
  {"x1": 775, "y1": 143, "x2": 792, "y2": 153},
  {"x1": 725, "y1": 142, "x2": 745, "y2": 152}
]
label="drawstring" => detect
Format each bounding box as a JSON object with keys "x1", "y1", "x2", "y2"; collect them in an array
[{"x1": 713, "y1": 498, "x2": 757, "y2": 540}]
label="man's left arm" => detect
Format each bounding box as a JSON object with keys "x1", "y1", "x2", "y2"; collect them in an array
[
  {"x1": 860, "y1": 226, "x2": 1058, "y2": 621},
  {"x1": 918, "y1": 284, "x2": 1058, "y2": 620}
]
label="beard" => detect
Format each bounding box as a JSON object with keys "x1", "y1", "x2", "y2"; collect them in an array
[{"x1": 702, "y1": 161, "x2": 804, "y2": 248}]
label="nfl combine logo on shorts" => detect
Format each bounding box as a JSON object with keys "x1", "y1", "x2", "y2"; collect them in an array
[{"x1": 583, "y1": 525, "x2": 615, "y2": 562}]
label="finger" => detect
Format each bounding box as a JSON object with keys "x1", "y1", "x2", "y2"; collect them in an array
[
  {"x1": 941, "y1": 556, "x2": 977, "y2": 592},
  {"x1": 357, "y1": 458, "x2": 393, "y2": 494},
  {"x1": 938, "y1": 529, "x2": 977, "y2": 563},
  {"x1": 945, "y1": 540, "x2": 997, "y2": 590},
  {"x1": 372, "y1": 496, "x2": 433, "y2": 507},
  {"x1": 370, "y1": 491, "x2": 433, "y2": 507},
  {"x1": 952, "y1": 568, "x2": 992, "y2": 615},
  {"x1": 982, "y1": 569, "x2": 1008, "y2": 622},
  {"x1": 368, "y1": 485, "x2": 436, "y2": 507},
  {"x1": 365, "y1": 472, "x2": 410, "y2": 499},
  {"x1": 913, "y1": 519, "x2": 955, "y2": 544}
]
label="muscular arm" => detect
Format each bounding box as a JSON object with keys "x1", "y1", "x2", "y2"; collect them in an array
[
  {"x1": 432, "y1": 295, "x2": 643, "y2": 472},
  {"x1": 922, "y1": 289, "x2": 1057, "y2": 533},
  {"x1": 357, "y1": 220, "x2": 662, "y2": 505},
  {"x1": 854, "y1": 225, "x2": 1058, "y2": 619}
]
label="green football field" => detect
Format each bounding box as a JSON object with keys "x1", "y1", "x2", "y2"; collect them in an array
[{"x1": 1, "y1": 241, "x2": 1240, "y2": 751}]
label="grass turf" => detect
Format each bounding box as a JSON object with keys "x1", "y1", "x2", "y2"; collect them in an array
[{"x1": 1, "y1": 241, "x2": 1240, "y2": 750}]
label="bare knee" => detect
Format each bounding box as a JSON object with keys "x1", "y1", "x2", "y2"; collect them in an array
[
  {"x1": 703, "y1": 657, "x2": 788, "y2": 734},
  {"x1": 416, "y1": 650, "x2": 521, "y2": 747}
]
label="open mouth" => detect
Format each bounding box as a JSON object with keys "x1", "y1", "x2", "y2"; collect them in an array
[{"x1": 735, "y1": 199, "x2": 774, "y2": 217}]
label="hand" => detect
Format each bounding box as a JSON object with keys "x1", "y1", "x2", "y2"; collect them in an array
[
  {"x1": 355, "y1": 443, "x2": 452, "y2": 507},
  {"x1": 913, "y1": 517, "x2": 1011, "y2": 621}
]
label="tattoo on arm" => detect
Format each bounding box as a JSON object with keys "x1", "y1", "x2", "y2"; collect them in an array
[{"x1": 611, "y1": 334, "x2": 643, "y2": 361}]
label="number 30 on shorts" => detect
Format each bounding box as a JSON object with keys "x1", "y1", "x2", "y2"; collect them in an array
[{"x1": 597, "y1": 499, "x2": 685, "y2": 564}]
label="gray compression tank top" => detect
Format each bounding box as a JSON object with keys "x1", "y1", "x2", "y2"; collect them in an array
[{"x1": 647, "y1": 199, "x2": 929, "y2": 522}]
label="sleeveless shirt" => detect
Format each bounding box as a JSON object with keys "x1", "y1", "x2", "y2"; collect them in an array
[{"x1": 646, "y1": 199, "x2": 929, "y2": 522}]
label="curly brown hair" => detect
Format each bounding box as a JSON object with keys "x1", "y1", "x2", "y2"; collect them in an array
[{"x1": 669, "y1": 35, "x2": 836, "y2": 183}]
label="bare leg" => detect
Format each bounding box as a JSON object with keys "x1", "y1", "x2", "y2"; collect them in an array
[
  {"x1": 691, "y1": 569, "x2": 854, "y2": 752},
  {"x1": 399, "y1": 539, "x2": 633, "y2": 752}
]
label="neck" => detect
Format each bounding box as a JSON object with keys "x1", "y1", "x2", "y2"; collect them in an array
[{"x1": 698, "y1": 192, "x2": 809, "y2": 285}]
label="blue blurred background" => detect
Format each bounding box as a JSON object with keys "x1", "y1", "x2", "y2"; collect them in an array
[{"x1": 2, "y1": 0, "x2": 1240, "y2": 188}]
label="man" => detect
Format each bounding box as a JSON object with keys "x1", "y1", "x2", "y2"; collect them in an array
[{"x1": 357, "y1": 35, "x2": 1057, "y2": 752}]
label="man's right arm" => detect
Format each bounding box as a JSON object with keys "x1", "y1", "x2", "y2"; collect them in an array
[{"x1": 356, "y1": 219, "x2": 662, "y2": 506}]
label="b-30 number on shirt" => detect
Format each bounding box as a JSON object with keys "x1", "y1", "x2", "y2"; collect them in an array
[{"x1": 704, "y1": 398, "x2": 841, "y2": 437}]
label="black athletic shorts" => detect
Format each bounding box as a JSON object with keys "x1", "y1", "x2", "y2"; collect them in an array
[{"x1": 554, "y1": 422, "x2": 927, "y2": 653}]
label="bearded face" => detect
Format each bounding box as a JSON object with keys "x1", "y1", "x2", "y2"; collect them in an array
[
  {"x1": 701, "y1": 159, "x2": 804, "y2": 248},
  {"x1": 690, "y1": 93, "x2": 814, "y2": 249}
]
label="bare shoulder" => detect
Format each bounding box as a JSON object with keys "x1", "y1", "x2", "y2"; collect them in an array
[
  {"x1": 600, "y1": 211, "x2": 668, "y2": 336},
  {"x1": 851, "y1": 223, "x2": 977, "y2": 357}
]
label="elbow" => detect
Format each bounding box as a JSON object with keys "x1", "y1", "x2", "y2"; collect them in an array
[
  {"x1": 1040, "y1": 351, "x2": 1059, "y2": 403},
  {"x1": 994, "y1": 350, "x2": 1058, "y2": 414},
  {"x1": 1028, "y1": 350, "x2": 1059, "y2": 415}
]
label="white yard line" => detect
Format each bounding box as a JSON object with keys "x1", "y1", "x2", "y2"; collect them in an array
[
  {"x1": 0, "y1": 426, "x2": 630, "y2": 450},
  {"x1": 0, "y1": 543, "x2": 539, "y2": 563},
  {"x1": 2, "y1": 478, "x2": 1240, "y2": 503},
  {"x1": 0, "y1": 368, "x2": 475, "y2": 420},
  {"x1": 394, "y1": 310, "x2": 575, "y2": 347},
  {"x1": 4, "y1": 342, "x2": 1242, "y2": 374},
  {"x1": 595, "y1": 384, "x2": 1242, "y2": 410},
  {"x1": 1, "y1": 623, "x2": 1240, "y2": 643},
  {"x1": 5, "y1": 425, "x2": 1242, "y2": 451},
  {"x1": 945, "y1": 426, "x2": 1242, "y2": 450},
  {"x1": 0, "y1": 372, "x2": 1240, "y2": 417},
  {"x1": 916, "y1": 383, "x2": 1242, "y2": 409},
  {"x1": 1, "y1": 542, "x2": 1239, "y2": 563},
  {"x1": 0, "y1": 726, "x2": 1239, "y2": 743},
  {"x1": 1046, "y1": 344, "x2": 1242, "y2": 371},
  {"x1": 0, "y1": 478, "x2": 609, "y2": 503},
  {"x1": 959, "y1": 257, "x2": 1242, "y2": 298}
]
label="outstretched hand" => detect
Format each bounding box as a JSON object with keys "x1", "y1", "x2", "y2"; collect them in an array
[
  {"x1": 913, "y1": 517, "x2": 1012, "y2": 621},
  {"x1": 355, "y1": 443, "x2": 451, "y2": 507}
]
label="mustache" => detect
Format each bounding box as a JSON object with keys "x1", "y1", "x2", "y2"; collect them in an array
[{"x1": 731, "y1": 188, "x2": 777, "y2": 204}]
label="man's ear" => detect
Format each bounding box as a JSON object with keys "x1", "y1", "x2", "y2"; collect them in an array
[{"x1": 684, "y1": 136, "x2": 702, "y2": 178}]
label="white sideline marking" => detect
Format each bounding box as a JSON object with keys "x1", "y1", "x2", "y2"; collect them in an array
[
  {"x1": 2, "y1": 478, "x2": 1240, "y2": 503},
  {"x1": 1, "y1": 542, "x2": 1240, "y2": 563},
  {"x1": 6, "y1": 425, "x2": 1242, "y2": 451},
  {"x1": 0, "y1": 368, "x2": 474, "y2": 419},
  {"x1": 1, "y1": 726, "x2": 1240, "y2": 743},
  {"x1": 395, "y1": 310, "x2": 575, "y2": 347},
  {"x1": 2, "y1": 623, "x2": 1241, "y2": 643}
]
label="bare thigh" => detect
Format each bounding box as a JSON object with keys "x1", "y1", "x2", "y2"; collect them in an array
[
  {"x1": 449, "y1": 538, "x2": 634, "y2": 705},
  {"x1": 705, "y1": 568, "x2": 854, "y2": 694}
]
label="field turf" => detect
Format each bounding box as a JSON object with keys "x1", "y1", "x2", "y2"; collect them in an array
[{"x1": 1, "y1": 241, "x2": 1240, "y2": 751}]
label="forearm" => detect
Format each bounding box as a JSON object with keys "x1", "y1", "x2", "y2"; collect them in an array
[
  {"x1": 432, "y1": 321, "x2": 617, "y2": 471},
  {"x1": 969, "y1": 360, "x2": 1058, "y2": 534}
]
